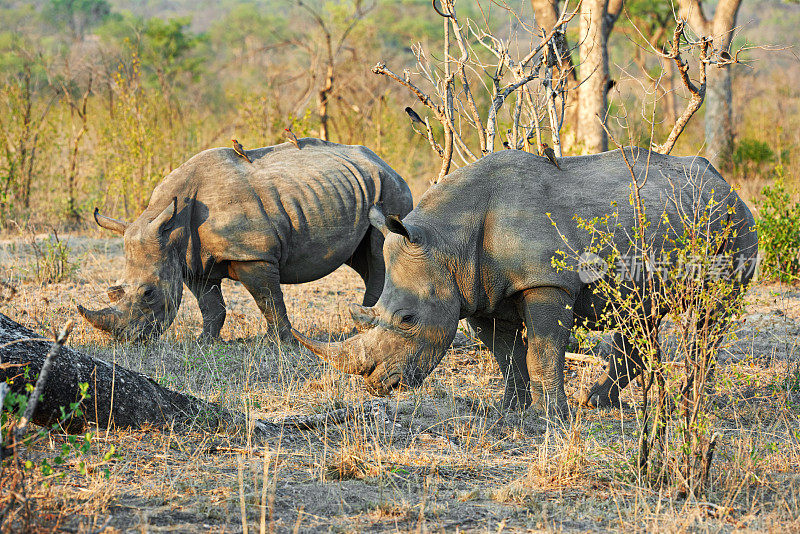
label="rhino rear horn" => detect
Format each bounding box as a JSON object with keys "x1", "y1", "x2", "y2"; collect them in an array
[
  {"x1": 107, "y1": 285, "x2": 125, "y2": 303},
  {"x1": 94, "y1": 208, "x2": 129, "y2": 235},
  {"x1": 349, "y1": 303, "x2": 377, "y2": 331}
]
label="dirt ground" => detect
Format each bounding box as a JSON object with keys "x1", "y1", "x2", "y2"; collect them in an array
[{"x1": 1, "y1": 233, "x2": 800, "y2": 533}]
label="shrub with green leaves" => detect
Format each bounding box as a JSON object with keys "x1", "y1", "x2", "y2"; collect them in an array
[
  {"x1": 734, "y1": 138, "x2": 774, "y2": 166},
  {"x1": 756, "y1": 169, "x2": 800, "y2": 282},
  {"x1": 552, "y1": 171, "x2": 749, "y2": 498}
]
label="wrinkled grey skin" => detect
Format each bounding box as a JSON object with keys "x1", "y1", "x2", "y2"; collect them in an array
[
  {"x1": 78, "y1": 138, "x2": 412, "y2": 342},
  {"x1": 294, "y1": 148, "x2": 758, "y2": 417}
]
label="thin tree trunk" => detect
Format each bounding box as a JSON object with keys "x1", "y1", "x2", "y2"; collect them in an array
[
  {"x1": 679, "y1": 0, "x2": 742, "y2": 169},
  {"x1": 663, "y1": 58, "x2": 678, "y2": 127},
  {"x1": 705, "y1": 66, "x2": 734, "y2": 168},
  {"x1": 318, "y1": 64, "x2": 333, "y2": 141},
  {"x1": 577, "y1": 0, "x2": 610, "y2": 153}
]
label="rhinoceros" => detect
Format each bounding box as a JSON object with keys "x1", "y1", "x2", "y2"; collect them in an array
[
  {"x1": 78, "y1": 138, "x2": 413, "y2": 342},
  {"x1": 293, "y1": 148, "x2": 758, "y2": 416}
]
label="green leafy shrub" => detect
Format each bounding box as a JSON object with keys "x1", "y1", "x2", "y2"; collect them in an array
[
  {"x1": 734, "y1": 138, "x2": 774, "y2": 166},
  {"x1": 551, "y1": 173, "x2": 749, "y2": 497},
  {"x1": 756, "y1": 170, "x2": 800, "y2": 282}
]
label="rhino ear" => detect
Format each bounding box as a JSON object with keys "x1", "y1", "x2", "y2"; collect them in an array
[
  {"x1": 386, "y1": 216, "x2": 410, "y2": 240},
  {"x1": 149, "y1": 197, "x2": 179, "y2": 232},
  {"x1": 385, "y1": 215, "x2": 426, "y2": 245},
  {"x1": 371, "y1": 203, "x2": 423, "y2": 244}
]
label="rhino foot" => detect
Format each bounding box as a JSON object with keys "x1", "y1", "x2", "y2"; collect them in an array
[
  {"x1": 545, "y1": 401, "x2": 572, "y2": 422},
  {"x1": 260, "y1": 329, "x2": 300, "y2": 347},
  {"x1": 578, "y1": 387, "x2": 633, "y2": 411}
]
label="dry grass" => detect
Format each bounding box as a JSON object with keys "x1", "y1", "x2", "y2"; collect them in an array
[{"x1": 1, "y1": 235, "x2": 800, "y2": 532}]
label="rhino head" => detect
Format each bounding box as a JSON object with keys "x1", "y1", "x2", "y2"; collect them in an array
[
  {"x1": 77, "y1": 198, "x2": 186, "y2": 342},
  {"x1": 293, "y1": 207, "x2": 460, "y2": 395}
]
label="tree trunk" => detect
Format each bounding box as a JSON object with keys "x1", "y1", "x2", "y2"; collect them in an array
[
  {"x1": 577, "y1": 0, "x2": 610, "y2": 153},
  {"x1": 663, "y1": 58, "x2": 678, "y2": 127},
  {"x1": 0, "y1": 313, "x2": 270, "y2": 437},
  {"x1": 530, "y1": 0, "x2": 579, "y2": 151},
  {"x1": 318, "y1": 64, "x2": 333, "y2": 141},
  {"x1": 705, "y1": 66, "x2": 734, "y2": 169}
]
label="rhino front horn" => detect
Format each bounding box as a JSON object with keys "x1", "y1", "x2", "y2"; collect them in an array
[
  {"x1": 76, "y1": 304, "x2": 121, "y2": 335},
  {"x1": 291, "y1": 328, "x2": 375, "y2": 376}
]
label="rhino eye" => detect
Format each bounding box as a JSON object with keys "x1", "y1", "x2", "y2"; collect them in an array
[
  {"x1": 142, "y1": 287, "x2": 158, "y2": 302},
  {"x1": 400, "y1": 313, "x2": 416, "y2": 324}
]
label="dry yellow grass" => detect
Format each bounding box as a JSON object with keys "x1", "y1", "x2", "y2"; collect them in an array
[{"x1": 1, "y1": 233, "x2": 800, "y2": 532}]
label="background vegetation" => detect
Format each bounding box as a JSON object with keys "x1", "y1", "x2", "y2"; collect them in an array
[{"x1": 0, "y1": 0, "x2": 798, "y2": 228}]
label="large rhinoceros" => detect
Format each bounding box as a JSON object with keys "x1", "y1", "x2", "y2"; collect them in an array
[
  {"x1": 78, "y1": 138, "x2": 412, "y2": 342},
  {"x1": 293, "y1": 148, "x2": 758, "y2": 416}
]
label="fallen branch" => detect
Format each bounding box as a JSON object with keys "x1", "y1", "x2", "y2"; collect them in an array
[
  {"x1": 565, "y1": 351, "x2": 683, "y2": 369},
  {"x1": 0, "y1": 313, "x2": 278, "y2": 440},
  {"x1": 13, "y1": 321, "x2": 74, "y2": 443}
]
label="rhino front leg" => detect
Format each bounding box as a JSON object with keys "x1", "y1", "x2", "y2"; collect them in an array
[
  {"x1": 467, "y1": 316, "x2": 531, "y2": 410},
  {"x1": 581, "y1": 333, "x2": 648, "y2": 409},
  {"x1": 522, "y1": 287, "x2": 573, "y2": 420},
  {"x1": 228, "y1": 261, "x2": 294, "y2": 344},
  {"x1": 189, "y1": 279, "x2": 226, "y2": 339}
]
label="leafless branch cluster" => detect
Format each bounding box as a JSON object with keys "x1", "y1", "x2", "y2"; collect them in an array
[
  {"x1": 373, "y1": 0, "x2": 581, "y2": 183},
  {"x1": 649, "y1": 19, "x2": 743, "y2": 155}
]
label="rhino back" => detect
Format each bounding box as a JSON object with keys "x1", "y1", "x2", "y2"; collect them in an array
[
  {"x1": 149, "y1": 139, "x2": 409, "y2": 282},
  {"x1": 409, "y1": 148, "x2": 748, "y2": 312}
]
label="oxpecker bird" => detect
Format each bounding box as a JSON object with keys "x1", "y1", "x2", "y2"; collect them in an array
[
  {"x1": 404, "y1": 107, "x2": 424, "y2": 125},
  {"x1": 540, "y1": 142, "x2": 561, "y2": 170},
  {"x1": 284, "y1": 128, "x2": 300, "y2": 149},
  {"x1": 231, "y1": 138, "x2": 252, "y2": 163}
]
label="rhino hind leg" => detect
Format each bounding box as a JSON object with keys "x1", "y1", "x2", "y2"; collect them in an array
[
  {"x1": 228, "y1": 261, "x2": 294, "y2": 344},
  {"x1": 467, "y1": 316, "x2": 531, "y2": 410},
  {"x1": 345, "y1": 227, "x2": 385, "y2": 307},
  {"x1": 522, "y1": 287, "x2": 573, "y2": 420},
  {"x1": 190, "y1": 279, "x2": 226, "y2": 340}
]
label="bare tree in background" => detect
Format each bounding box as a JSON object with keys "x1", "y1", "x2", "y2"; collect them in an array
[
  {"x1": 54, "y1": 63, "x2": 93, "y2": 222},
  {"x1": 0, "y1": 48, "x2": 56, "y2": 216},
  {"x1": 529, "y1": 0, "x2": 622, "y2": 154},
  {"x1": 530, "y1": 0, "x2": 579, "y2": 150},
  {"x1": 295, "y1": 0, "x2": 374, "y2": 141},
  {"x1": 679, "y1": 0, "x2": 742, "y2": 169}
]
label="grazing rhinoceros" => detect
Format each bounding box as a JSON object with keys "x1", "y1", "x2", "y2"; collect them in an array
[
  {"x1": 78, "y1": 138, "x2": 413, "y2": 343},
  {"x1": 293, "y1": 148, "x2": 758, "y2": 416}
]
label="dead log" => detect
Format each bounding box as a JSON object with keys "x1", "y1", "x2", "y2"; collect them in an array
[{"x1": 0, "y1": 313, "x2": 276, "y2": 438}]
